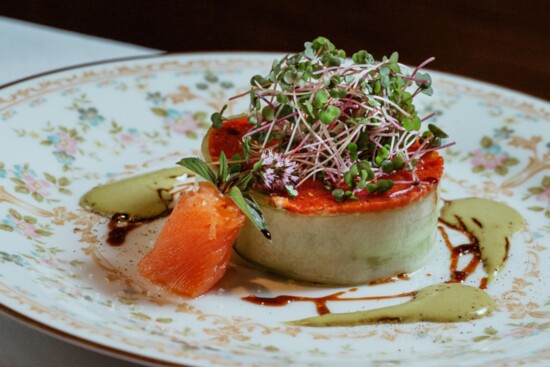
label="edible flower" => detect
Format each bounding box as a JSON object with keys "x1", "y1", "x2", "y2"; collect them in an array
[{"x1": 255, "y1": 150, "x2": 300, "y2": 194}]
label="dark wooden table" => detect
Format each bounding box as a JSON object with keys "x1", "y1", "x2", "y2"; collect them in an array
[{"x1": 1, "y1": 0, "x2": 549, "y2": 100}]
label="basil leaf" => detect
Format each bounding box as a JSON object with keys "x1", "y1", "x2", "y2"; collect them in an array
[
  {"x1": 218, "y1": 152, "x2": 229, "y2": 184},
  {"x1": 228, "y1": 154, "x2": 242, "y2": 175},
  {"x1": 177, "y1": 157, "x2": 217, "y2": 185},
  {"x1": 235, "y1": 171, "x2": 254, "y2": 191},
  {"x1": 226, "y1": 186, "x2": 270, "y2": 240}
]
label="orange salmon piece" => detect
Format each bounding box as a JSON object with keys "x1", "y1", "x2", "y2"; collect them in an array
[{"x1": 139, "y1": 182, "x2": 246, "y2": 297}]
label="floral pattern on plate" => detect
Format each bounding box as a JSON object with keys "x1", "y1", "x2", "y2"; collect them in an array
[{"x1": 0, "y1": 54, "x2": 549, "y2": 367}]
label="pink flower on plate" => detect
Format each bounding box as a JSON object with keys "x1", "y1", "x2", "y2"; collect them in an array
[
  {"x1": 3, "y1": 213, "x2": 41, "y2": 239},
  {"x1": 535, "y1": 186, "x2": 550, "y2": 206},
  {"x1": 120, "y1": 133, "x2": 135, "y2": 144},
  {"x1": 22, "y1": 174, "x2": 51, "y2": 197},
  {"x1": 470, "y1": 145, "x2": 508, "y2": 170},
  {"x1": 506, "y1": 326, "x2": 541, "y2": 338},
  {"x1": 56, "y1": 131, "x2": 78, "y2": 155},
  {"x1": 164, "y1": 109, "x2": 199, "y2": 135},
  {"x1": 48, "y1": 131, "x2": 78, "y2": 155}
]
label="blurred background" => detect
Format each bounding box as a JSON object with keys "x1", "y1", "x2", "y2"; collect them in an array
[{"x1": 1, "y1": 0, "x2": 549, "y2": 99}]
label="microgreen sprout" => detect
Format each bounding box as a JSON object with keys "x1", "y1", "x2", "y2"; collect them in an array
[{"x1": 207, "y1": 36, "x2": 452, "y2": 206}]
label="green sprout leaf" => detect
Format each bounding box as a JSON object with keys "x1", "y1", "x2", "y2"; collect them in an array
[
  {"x1": 415, "y1": 72, "x2": 432, "y2": 89},
  {"x1": 320, "y1": 105, "x2": 340, "y2": 124},
  {"x1": 251, "y1": 74, "x2": 271, "y2": 87},
  {"x1": 332, "y1": 188, "x2": 345, "y2": 202},
  {"x1": 285, "y1": 184, "x2": 299, "y2": 198},
  {"x1": 428, "y1": 123, "x2": 449, "y2": 138},
  {"x1": 313, "y1": 89, "x2": 329, "y2": 108},
  {"x1": 366, "y1": 179, "x2": 394, "y2": 193},
  {"x1": 381, "y1": 160, "x2": 394, "y2": 174},
  {"x1": 352, "y1": 50, "x2": 374, "y2": 64},
  {"x1": 348, "y1": 142, "x2": 358, "y2": 161},
  {"x1": 211, "y1": 104, "x2": 228, "y2": 128},
  {"x1": 262, "y1": 106, "x2": 275, "y2": 121},
  {"x1": 392, "y1": 153, "x2": 406, "y2": 170}
]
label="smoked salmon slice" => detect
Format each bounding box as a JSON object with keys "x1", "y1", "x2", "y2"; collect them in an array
[{"x1": 139, "y1": 182, "x2": 246, "y2": 297}]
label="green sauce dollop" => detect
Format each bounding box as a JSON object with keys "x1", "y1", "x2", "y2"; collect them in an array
[
  {"x1": 79, "y1": 167, "x2": 192, "y2": 221},
  {"x1": 287, "y1": 284, "x2": 494, "y2": 327},
  {"x1": 440, "y1": 197, "x2": 524, "y2": 283}
]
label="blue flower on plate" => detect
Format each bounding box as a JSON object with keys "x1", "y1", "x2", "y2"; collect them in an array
[
  {"x1": 13, "y1": 164, "x2": 36, "y2": 180},
  {"x1": 78, "y1": 107, "x2": 105, "y2": 126},
  {"x1": 53, "y1": 151, "x2": 76, "y2": 166},
  {"x1": 146, "y1": 92, "x2": 165, "y2": 105}
]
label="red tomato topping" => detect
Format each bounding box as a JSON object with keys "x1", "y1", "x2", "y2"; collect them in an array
[{"x1": 207, "y1": 118, "x2": 444, "y2": 214}]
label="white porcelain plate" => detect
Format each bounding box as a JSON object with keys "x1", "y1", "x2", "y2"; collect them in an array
[{"x1": 0, "y1": 53, "x2": 549, "y2": 367}]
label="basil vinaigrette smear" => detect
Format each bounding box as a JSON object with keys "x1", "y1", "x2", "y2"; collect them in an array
[{"x1": 179, "y1": 37, "x2": 453, "y2": 236}]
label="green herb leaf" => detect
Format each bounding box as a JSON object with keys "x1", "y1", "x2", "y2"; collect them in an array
[
  {"x1": 226, "y1": 187, "x2": 270, "y2": 239},
  {"x1": 177, "y1": 157, "x2": 217, "y2": 185},
  {"x1": 229, "y1": 154, "x2": 243, "y2": 175},
  {"x1": 235, "y1": 171, "x2": 255, "y2": 191},
  {"x1": 253, "y1": 159, "x2": 264, "y2": 172},
  {"x1": 217, "y1": 152, "x2": 229, "y2": 184},
  {"x1": 242, "y1": 137, "x2": 252, "y2": 163}
]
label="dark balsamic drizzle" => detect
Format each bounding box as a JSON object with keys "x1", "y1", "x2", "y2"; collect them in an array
[
  {"x1": 242, "y1": 290, "x2": 415, "y2": 316},
  {"x1": 107, "y1": 213, "x2": 140, "y2": 246},
  {"x1": 369, "y1": 273, "x2": 410, "y2": 286},
  {"x1": 472, "y1": 217, "x2": 483, "y2": 228},
  {"x1": 438, "y1": 217, "x2": 482, "y2": 285}
]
